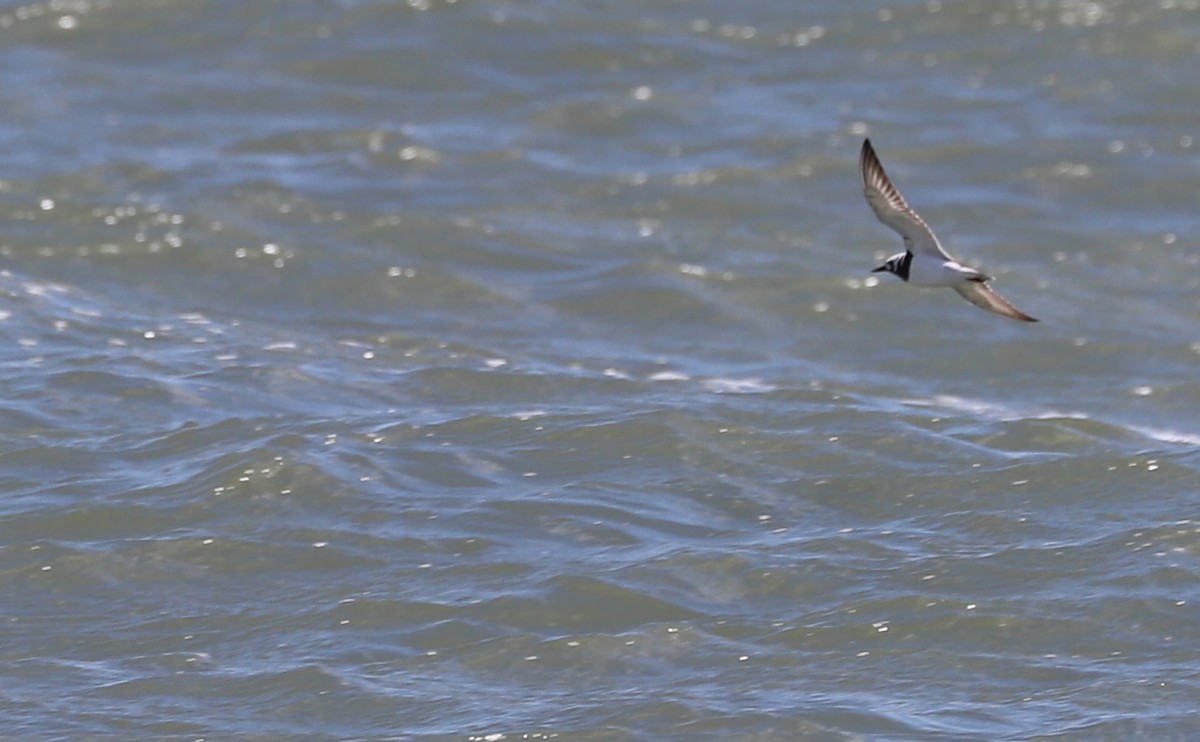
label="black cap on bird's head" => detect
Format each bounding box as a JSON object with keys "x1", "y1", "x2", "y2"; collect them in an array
[{"x1": 872, "y1": 251, "x2": 912, "y2": 281}]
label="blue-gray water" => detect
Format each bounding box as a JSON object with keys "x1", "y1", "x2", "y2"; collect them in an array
[{"x1": 1, "y1": 1, "x2": 1198, "y2": 739}]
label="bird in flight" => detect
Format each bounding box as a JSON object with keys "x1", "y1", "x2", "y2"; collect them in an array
[{"x1": 859, "y1": 138, "x2": 1038, "y2": 322}]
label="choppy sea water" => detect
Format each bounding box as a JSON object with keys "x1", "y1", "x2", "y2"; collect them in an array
[{"x1": 1, "y1": 0, "x2": 1199, "y2": 739}]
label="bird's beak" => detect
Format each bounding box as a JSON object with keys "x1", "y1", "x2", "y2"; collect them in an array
[{"x1": 871, "y1": 264, "x2": 887, "y2": 273}]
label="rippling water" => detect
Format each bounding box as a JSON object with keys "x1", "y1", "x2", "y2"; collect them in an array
[{"x1": 1, "y1": 0, "x2": 1199, "y2": 739}]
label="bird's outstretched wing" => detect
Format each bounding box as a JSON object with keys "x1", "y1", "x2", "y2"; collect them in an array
[
  {"x1": 860, "y1": 139, "x2": 953, "y2": 261},
  {"x1": 953, "y1": 281, "x2": 1039, "y2": 322}
]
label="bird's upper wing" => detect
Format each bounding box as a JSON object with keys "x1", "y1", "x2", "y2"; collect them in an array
[
  {"x1": 953, "y1": 281, "x2": 1038, "y2": 322},
  {"x1": 860, "y1": 139, "x2": 953, "y2": 261}
]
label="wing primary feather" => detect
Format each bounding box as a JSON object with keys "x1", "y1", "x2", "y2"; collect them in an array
[
  {"x1": 860, "y1": 139, "x2": 910, "y2": 213},
  {"x1": 953, "y1": 282, "x2": 1039, "y2": 322},
  {"x1": 859, "y1": 140, "x2": 950, "y2": 260}
]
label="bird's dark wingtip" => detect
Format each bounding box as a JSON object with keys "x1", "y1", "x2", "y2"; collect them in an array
[{"x1": 859, "y1": 138, "x2": 878, "y2": 175}]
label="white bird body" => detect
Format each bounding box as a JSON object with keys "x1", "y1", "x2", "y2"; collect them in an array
[
  {"x1": 859, "y1": 139, "x2": 1038, "y2": 322},
  {"x1": 880, "y1": 250, "x2": 980, "y2": 288}
]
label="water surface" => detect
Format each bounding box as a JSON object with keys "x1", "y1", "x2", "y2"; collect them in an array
[{"x1": 0, "y1": 1, "x2": 1198, "y2": 739}]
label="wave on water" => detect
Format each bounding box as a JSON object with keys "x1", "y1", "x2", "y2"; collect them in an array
[
  {"x1": 901, "y1": 393, "x2": 1089, "y2": 423},
  {"x1": 904, "y1": 393, "x2": 1200, "y2": 451}
]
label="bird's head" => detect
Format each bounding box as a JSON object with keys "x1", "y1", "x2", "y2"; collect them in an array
[{"x1": 872, "y1": 251, "x2": 912, "y2": 281}]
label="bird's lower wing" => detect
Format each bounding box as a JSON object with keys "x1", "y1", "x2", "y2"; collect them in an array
[{"x1": 953, "y1": 282, "x2": 1039, "y2": 322}]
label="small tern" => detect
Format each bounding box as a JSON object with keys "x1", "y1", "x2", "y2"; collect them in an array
[{"x1": 859, "y1": 138, "x2": 1038, "y2": 322}]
